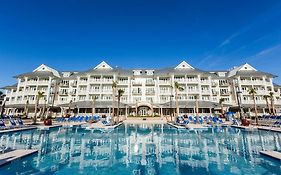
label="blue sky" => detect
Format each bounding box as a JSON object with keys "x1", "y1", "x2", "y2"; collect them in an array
[{"x1": 1, "y1": 0, "x2": 281, "y2": 88}]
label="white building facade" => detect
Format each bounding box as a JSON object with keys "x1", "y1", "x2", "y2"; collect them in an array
[{"x1": 2, "y1": 61, "x2": 281, "y2": 117}]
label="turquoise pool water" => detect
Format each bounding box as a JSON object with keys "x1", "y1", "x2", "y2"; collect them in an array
[{"x1": 0, "y1": 124, "x2": 280, "y2": 175}]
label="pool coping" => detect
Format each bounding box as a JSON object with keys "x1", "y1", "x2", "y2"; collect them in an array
[
  {"x1": 0, "y1": 126, "x2": 37, "y2": 134},
  {"x1": 260, "y1": 151, "x2": 281, "y2": 161},
  {"x1": 0, "y1": 149, "x2": 38, "y2": 167}
]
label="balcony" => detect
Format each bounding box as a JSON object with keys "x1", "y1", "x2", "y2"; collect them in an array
[
  {"x1": 37, "y1": 80, "x2": 50, "y2": 85},
  {"x1": 60, "y1": 83, "x2": 69, "y2": 87},
  {"x1": 174, "y1": 78, "x2": 186, "y2": 83},
  {"x1": 211, "y1": 82, "x2": 218, "y2": 86},
  {"x1": 132, "y1": 81, "x2": 142, "y2": 86},
  {"x1": 59, "y1": 91, "x2": 68, "y2": 95},
  {"x1": 220, "y1": 91, "x2": 230, "y2": 96},
  {"x1": 132, "y1": 91, "x2": 142, "y2": 95},
  {"x1": 71, "y1": 82, "x2": 77, "y2": 86},
  {"x1": 160, "y1": 90, "x2": 171, "y2": 94},
  {"x1": 219, "y1": 82, "x2": 229, "y2": 86},
  {"x1": 187, "y1": 89, "x2": 200, "y2": 93},
  {"x1": 200, "y1": 80, "x2": 210, "y2": 84},
  {"x1": 145, "y1": 80, "x2": 155, "y2": 86},
  {"x1": 69, "y1": 91, "x2": 77, "y2": 95},
  {"x1": 186, "y1": 79, "x2": 199, "y2": 83},
  {"x1": 159, "y1": 80, "x2": 170, "y2": 84},
  {"x1": 201, "y1": 90, "x2": 211, "y2": 94},
  {"x1": 212, "y1": 91, "x2": 219, "y2": 95},
  {"x1": 146, "y1": 90, "x2": 155, "y2": 95}
]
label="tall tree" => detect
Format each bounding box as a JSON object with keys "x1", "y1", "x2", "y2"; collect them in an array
[
  {"x1": 194, "y1": 95, "x2": 199, "y2": 118},
  {"x1": 117, "y1": 89, "x2": 124, "y2": 123},
  {"x1": 174, "y1": 82, "x2": 184, "y2": 122},
  {"x1": 219, "y1": 98, "x2": 225, "y2": 115},
  {"x1": 23, "y1": 100, "x2": 29, "y2": 118},
  {"x1": 33, "y1": 91, "x2": 45, "y2": 124},
  {"x1": 92, "y1": 96, "x2": 97, "y2": 116},
  {"x1": 269, "y1": 92, "x2": 275, "y2": 116},
  {"x1": 112, "y1": 81, "x2": 117, "y2": 117},
  {"x1": 248, "y1": 88, "x2": 258, "y2": 125},
  {"x1": 263, "y1": 95, "x2": 271, "y2": 115},
  {"x1": 0, "y1": 91, "x2": 5, "y2": 119}
]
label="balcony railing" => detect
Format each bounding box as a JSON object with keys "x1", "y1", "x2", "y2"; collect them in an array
[
  {"x1": 146, "y1": 91, "x2": 155, "y2": 95},
  {"x1": 145, "y1": 81, "x2": 155, "y2": 85}
]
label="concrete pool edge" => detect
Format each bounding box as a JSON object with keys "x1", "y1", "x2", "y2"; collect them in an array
[{"x1": 0, "y1": 149, "x2": 38, "y2": 167}]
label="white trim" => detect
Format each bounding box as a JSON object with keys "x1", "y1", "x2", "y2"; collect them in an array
[
  {"x1": 94, "y1": 61, "x2": 113, "y2": 70},
  {"x1": 175, "y1": 61, "x2": 194, "y2": 69}
]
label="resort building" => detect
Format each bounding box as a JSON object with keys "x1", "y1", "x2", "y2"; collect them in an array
[{"x1": 2, "y1": 61, "x2": 281, "y2": 118}]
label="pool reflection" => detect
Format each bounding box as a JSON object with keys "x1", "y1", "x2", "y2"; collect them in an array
[{"x1": 0, "y1": 124, "x2": 280, "y2": 175}]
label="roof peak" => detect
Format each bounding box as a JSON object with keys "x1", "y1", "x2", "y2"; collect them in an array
[
  {"x1": 175, "y1": 61, "x2": 194, "y2": 69},
  {"x1": 94, "y1": 61, "x2": 113, "y2": 70},
  {"x1": 33, "y1": 64, "x2": 60, "y2": 77}
]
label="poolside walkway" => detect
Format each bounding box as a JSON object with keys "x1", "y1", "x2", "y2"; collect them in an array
[
  {"x1": 0, "y1": 149, "x2": 38, "y2": 166},
  {"x1": 260, "y1": 151, "x2": 281, "y2": 161},
  {"x1": 124, "y1": 117, "x2": 166, "y2": 124},
  {"x1": 84, "y1": 121, "x2": 123, "y2": 130},
  {"x1": 0, "y1": 126, "x2": 37, "y2": 134}
]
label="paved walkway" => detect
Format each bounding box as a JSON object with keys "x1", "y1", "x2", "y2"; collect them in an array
[
  {"x1": 0, "y1": 126, "x2": 37, "y2": 134},
  {"x1": 124, "y1": 117, "x2": 166, "y2": 124},
  {"x1": 85, "y1": 122, "x2": 123, "y2": 130},
  {"x1": 0, "y1": 149, "x2": 38, "y2": 166},
  {"x1": 260, "y1": 151, "x2": 281, "y2": 161}
]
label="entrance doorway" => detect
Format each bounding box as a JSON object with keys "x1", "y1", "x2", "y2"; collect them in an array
[{"x1": 138, "y1": 106, "x2": 151, "y2": 116}]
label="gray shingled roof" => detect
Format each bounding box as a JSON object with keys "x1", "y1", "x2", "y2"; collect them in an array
[
  {"x1": 160, "y1": 100, "x2": 222, "y2": 108},
  {"x1": 76, "y1": 68, "x2": 133, "y2": 77},
  {"x1": 14, "y1": 71, "x2": 60, "y2": 78},
  {"x1": 154, "y1": 68, "x2": 217, "y2": 77},
  {"x1": 1, "y1": 83, "x2": 18, "y2": 89},
  {"x1": 227, "y1": 70, "x2": 277, "y2": 78},
  {"x1": 58, "y1": 100, "x2": 128, "y2": 108}
]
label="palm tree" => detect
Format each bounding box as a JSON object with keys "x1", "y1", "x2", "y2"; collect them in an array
[
  {"x1": 112, "y1": 81, "x2": 117, "y2": 117},
  {"x1": 269, "y1": 92, "x2": 275, "y2": 116},
  {"x1": 116, "y1": 89, "x2": 125, "y2": 123},
  {"x1": 33, "y1": 91, "x2": 45, "y2": 124},
  {"x1": 68, "y1": 100, "x2": 73, "y2": 116},
  {"x1": 248, "y1": 88, "x2": 258, "y2": 125},
  {"x1": 263, "y1": 95, "x2": 271, "y2": 115},
  {"x1": 174, "y1": 82, "x2": 184, "y2": 121},
  {"x1": 219, "y1": 98, "x2": 225, "y2": 115},
  {"x1": 92, "y1": 96, "x2": 97, "y2": 116},
  {"x1": 0, "y1": 91, "x2": 5, "y2": 118},
  {"x1": 194, "y1": 95, "x2": 199, "y2": 118},
  {"x1": 23, "y1": 100, "x2": 29, "y2": 118}
]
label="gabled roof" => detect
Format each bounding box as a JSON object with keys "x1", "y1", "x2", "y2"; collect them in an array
[
  {"x1": 94, "y1": 61, "x2": 113, "y2": 70},
  {"x1": 227, "y1": 63, "x2": 276, "y2": 78},
  {"x1": 1, "y1": 83, "x2": 18, "y2": 90},
  {"x1": 33, "y1": 64, "x2": 60, "y2": 77},
  {"x1": 175, "y1": 61, "x2": 194, "y2": 69},
  {"x1": 15, "y1": 64, "x2": 61, "y2": 78}
]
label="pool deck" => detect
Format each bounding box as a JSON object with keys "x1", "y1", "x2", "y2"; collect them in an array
[
  {"x1": 167, "y1": 122, "x2": 186, "y2": 129},
  {"x1": 85, "y1": 122, "x2": 123, "y2": 130},
  {"x1": 0, "y1": 126, "x2": 37, "y2": 134},
  {"x1": 186, "y1": 124, "x2": 209, "y2": 130},
  {"x1": 124, "y1": 118, "x2": 166, "y2": 124},
  {"x1": 0, "y1": 149, "x2": 38, "y2": 167},
  {"x1": 260, "y1": 151, "x2": 281, "y2": 161},
  {"x1": 257, "y1": 126, "x2": 281, "y2": 133},
  {"x1": 37, "y1": 124, "x2": 62, "y2": 130},
  {"x1": 232, "y1": 125, "x2": 259, "y2": 131}
]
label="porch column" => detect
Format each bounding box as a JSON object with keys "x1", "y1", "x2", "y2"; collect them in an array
[
  {"x1": 193, "y1": 107, "x2": 196, "y2": 116},
  {"x1": 125, "y1": 106, "x2": 128, "y2": 119},
  {"x1": 209, "y1": 107, "x2": 212, "y2": 116},
  {"x1": 160, "y1": 107, "x2": 163, "y2": 119}
]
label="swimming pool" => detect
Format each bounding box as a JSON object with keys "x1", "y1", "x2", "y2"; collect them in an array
[{"x1": 0, "y1": 124, "x2": 280, "y2": 175}]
